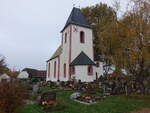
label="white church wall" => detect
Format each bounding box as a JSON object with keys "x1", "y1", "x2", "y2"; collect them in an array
[
  {"x1": 59, "y1": 54, "x2": 69, "y2": 81},
  {"x1": 46, "y1": 8, "x2": 104, "y2": 82},
  {"x1": 72, "y1": 66, "x2": 96, "y2": 82},
  {"x1": 47, "y1": 57, "x2": 59, "y2": 82},
  {"x1": 61, "y1": 26, "x2": 71, "y2": 81},
  {"x1": 71, "y1": 25, "x2": 94, "y2": 62}
]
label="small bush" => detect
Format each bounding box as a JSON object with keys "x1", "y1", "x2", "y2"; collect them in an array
[{"x1": 0, "y1": 81, "x2": 28, "y2": 113}]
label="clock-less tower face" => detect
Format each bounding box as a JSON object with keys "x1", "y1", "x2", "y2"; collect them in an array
[{"x1": 70, "y1": 24, "x2": 94, "y2": 62}]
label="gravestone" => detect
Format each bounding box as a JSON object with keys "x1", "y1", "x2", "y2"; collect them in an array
[
  {"x1": 40, "y1": 91, "x2": 56, "y2": 105},
  {"x1": 33, "y1": 83, "x2": 39, "y2": 94}
]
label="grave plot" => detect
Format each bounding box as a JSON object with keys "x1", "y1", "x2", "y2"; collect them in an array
[
  {"x1": 40, "y1": 91, "x2": 65, "y2": 112},
  {"x1": 70, "y1": 83, "x2": 106, "y2": 105}
]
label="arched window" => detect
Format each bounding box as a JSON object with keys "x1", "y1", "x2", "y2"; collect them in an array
[
  {"x1": 54, "y1": 61, "x2": 56, "y2": 78},
  {"x1": 65, "y1": 33, "x2": 67, "y2": 43},
  {"x1": 48, "y1": 63, "x2": 51, "y2": 77},
  {"x1": 64, "y1": 63, "x2": 66, "y2": 77},
  {"x1": 71, "y1": 66, "x2": 75, "y2": 74},
  {"x1": 96, "y1": 72, "x2": 98, "y2": 80},
  {"x1": 88, "y1": 65, "x2": 93, "y2": 75},
  {"x1": 80, "y1": 31, "x2": 85, "y2": 43}
]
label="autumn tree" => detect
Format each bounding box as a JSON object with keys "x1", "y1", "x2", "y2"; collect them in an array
[
  {"x1": 0, "y1": 55, "x2": 9, "y2": 74},
  {"x1": 82, "y1": 3, "x2": 117, "y2": 75},
  {"x1": 82, "y1": 3, "x2": 117, "y2": 55},
  {"x1": 101, "y1": 0, "x2": 150, "y2": 94},
  {"x1": 120, "y1": 0, "x2": 150, "y2": 94},
  {"x1": 83, "y1": 0, "x2": 150, "y2": 94}
]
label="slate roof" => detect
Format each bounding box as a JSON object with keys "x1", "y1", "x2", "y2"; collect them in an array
[
  {"x1": 70, "y1": 51, "x2": 96, "y2": 66},
  {"x1": 22, "y1": 68, "x2": 46, "y2": 78},
  {"x1": 47, "y1": 45, "x2": 62, "y2": 61},
  {"x1": 61, "y1": 7, "x2": 91, "y2": 32}
]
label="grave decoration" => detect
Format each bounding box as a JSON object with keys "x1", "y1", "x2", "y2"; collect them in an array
[
  {"x1": 40, "y1": 91, "x2": 65, "y2": 112},
  {"x1": 40, "y1": 91, "x2": 57, "y2": 105},
  {"x1": 70, "y1": 92, "x2": 105, "y2": 105},
  {"x1": 70, "y1": 82, "x2": 106, "y2": 104}
]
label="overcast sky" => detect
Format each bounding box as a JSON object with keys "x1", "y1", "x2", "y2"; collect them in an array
[{"x1": 0, "y1": 0, "x2": 129, "y2": 71}]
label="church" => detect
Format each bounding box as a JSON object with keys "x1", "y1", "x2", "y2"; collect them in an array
[{"x1": 46, "y1": 7, "x2": 103, "y2": 82}]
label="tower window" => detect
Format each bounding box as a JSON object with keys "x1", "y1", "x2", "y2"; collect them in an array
[
  {"x1": 88, "y1": 65, "x2": 93, "y2": 75},
  {"x1": 54, "y1": 61, "x2": 56, "y2": 78},
  {"x1": 48, "y1": 63, "x2": 51, "y2": 77},
  {"x1": 64, "y1": 63, "x2": 66, "y2": 77},
  {"x1": 65, "y1": 33, "x2": 67, "y2": 43},
  {"x1": 80, "y1": 31, "x2": 85, "y2": 43}
]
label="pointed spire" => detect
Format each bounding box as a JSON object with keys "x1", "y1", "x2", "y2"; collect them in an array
[{"x1": 61, "y1": 7, "x2": 91, "y2": 32}]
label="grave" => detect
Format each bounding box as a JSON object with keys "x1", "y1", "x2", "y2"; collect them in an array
[
  {"x1": 70, "y1": 92, "x2": 105, "y2": 105},
  {"x1": 40, "y1": 91, "x2": 65, "y2": 112},
  {"x1": 40, "y1": 91, "x2": 56, "y2": 105},
  {"x1": 33, "y1": 84, "x2": 39, "y2": 93}
]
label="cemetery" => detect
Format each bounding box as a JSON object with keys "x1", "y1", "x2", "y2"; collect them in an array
[
  {"x1": 0, "y1": 0, "x2": 149, "y2": 113},
  {"x1": 17, "y1": 78, "x2": 150, "y2": 113}
]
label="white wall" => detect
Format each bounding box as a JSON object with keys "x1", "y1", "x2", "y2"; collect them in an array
[
  {"x1": 71, "y1": 25, "x2": 94, "y2": 61},
  {"x1": 46, "y1": 24, "x2": 103, "y2": 82},
  {"x1": 18, "y1": 71, "x2": 29, "y2": 79},
  {"x1": 60, "y1": 25, "x2": 71, "y2": 81},
  {"x1": 47, "y1": 57, "x2": 59, "y2": 81},
  {"x1": 71, "y1": 65, "x2": 96, "y2": 82},
  {"x1": 0, "y1": 74, "x2": 10, "y2": 82}
]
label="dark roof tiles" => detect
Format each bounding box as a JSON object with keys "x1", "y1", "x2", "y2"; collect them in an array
[
  {"x1": 23, "y1": 68, "x2": 46, "y2": 78},
  {"x1": 61, "y1": 7, "x2": 91, "y2": 32},
  {"x1": 70, "y1": 51, "x2": 96, "y2": 66}
]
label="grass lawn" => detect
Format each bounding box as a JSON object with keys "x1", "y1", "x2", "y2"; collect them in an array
[{"x1": 19, "y1": 89, "x2": 150, "y2": 113}]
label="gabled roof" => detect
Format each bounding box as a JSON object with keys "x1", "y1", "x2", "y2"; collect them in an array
[
  {"x1": 36, "y1": 71, "x2": 46, "y2": 78},
  {"x1": 70, "y1": 51, "x2": 96, "y2": 66},
  {"x1": 0, "y1": 73, "x2": 10, "y2": 79},
  {"x1": 22, "y1": 68, "x2": 46, "y2": 78},
  {"x1": 47, "y1": 45, "x2": 62, "y2": 61},
  {"x1": 61, "y1": 7, "x2": 91, "y2": 32}
]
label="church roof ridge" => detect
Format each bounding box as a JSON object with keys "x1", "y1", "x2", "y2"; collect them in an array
[{"x1": 47, "y1": 45, "x2": 62, "y2": 62}]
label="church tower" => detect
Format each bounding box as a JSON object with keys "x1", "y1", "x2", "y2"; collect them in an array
[
  {"x1": 60, "y1": 7, "x2": 95, "y2": 80},
  {"x1": 46, "y1": 7, "x2": 103, "y2": 82}
]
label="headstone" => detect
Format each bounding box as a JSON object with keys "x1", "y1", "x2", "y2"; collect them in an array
[
  {"x1": 40, "y1": 91, "x2": 56, "y2": 105},
  {"x1": 33, "y1": 83, "x2": 39, "y2": 93},
  {"x1": 37, "y1": 95, "x2": 41, "y2": 101}
]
